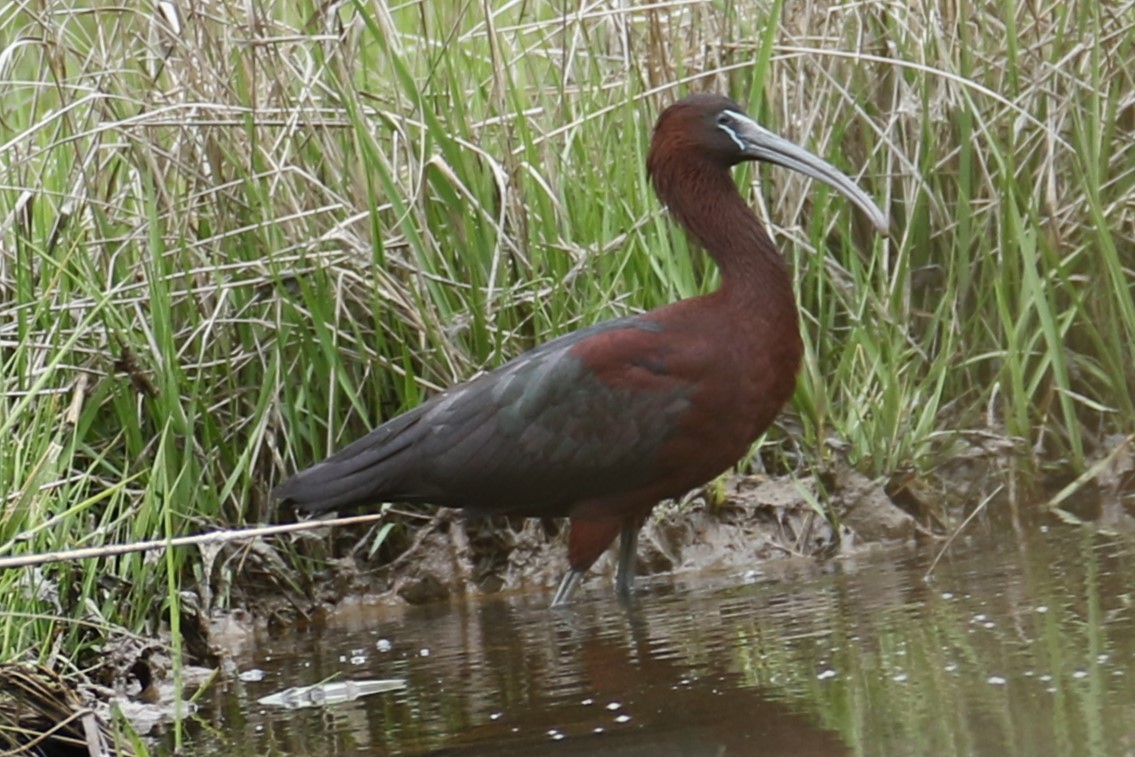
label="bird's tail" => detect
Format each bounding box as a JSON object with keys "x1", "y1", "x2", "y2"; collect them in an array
[{"x1": 273, "y1": 412, "x2": 421, "y2": 514}]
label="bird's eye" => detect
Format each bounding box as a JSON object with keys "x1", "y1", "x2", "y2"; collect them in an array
[{"x1": 716, "y1": 113, "x2": 730, "y2": 125}]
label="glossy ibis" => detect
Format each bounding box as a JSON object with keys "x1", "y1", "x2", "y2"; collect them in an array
[{"x1": 274, "y1": 93, "x2": 888, "y2": 606}]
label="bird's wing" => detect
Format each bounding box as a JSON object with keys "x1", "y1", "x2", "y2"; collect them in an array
[{"x1": 274, "y1": 316, "x2": 696, "y2": 516}]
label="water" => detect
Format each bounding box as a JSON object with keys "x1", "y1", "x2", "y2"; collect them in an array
[{"x1": 181, "y1": 525, "x2": 1135, "y2": 755}]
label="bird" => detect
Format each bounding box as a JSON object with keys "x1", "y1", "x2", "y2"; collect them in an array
[{"x1": 274, "y1": 93, "x2": 888, "y2": 607}]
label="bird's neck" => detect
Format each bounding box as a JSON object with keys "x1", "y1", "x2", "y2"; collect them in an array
[{"x1": 662, "y1": 165, "x2": 795, "y2": 314}]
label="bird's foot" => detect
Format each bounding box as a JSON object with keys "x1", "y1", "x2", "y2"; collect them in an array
[{"x1": 550, "y1": 570, "x2": 584, "y2": 608}]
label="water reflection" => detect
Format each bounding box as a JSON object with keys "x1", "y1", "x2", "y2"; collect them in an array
[{"x1": 184, "y1": 526, "x2": 1135, "y2": 755}]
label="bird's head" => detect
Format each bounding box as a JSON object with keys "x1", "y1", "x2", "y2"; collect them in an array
[{"x1": 648, "y1": 93, "x2": 889, "y2": 234}]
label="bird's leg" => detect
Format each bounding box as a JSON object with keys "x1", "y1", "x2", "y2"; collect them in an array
[
  {"x1": 552, "y1": 518, "x2": 623, "y2": 608},
  {"x1": 615, "y1": 522, "x2": 639, "y2": 601},
  {"x1": 551, "y1": 570, "x2": 584, "y2": 608}
]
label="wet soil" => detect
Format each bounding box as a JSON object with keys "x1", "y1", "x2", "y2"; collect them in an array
[{"x1": 285, "y1": 465, "x2": 925, "y2": 612}]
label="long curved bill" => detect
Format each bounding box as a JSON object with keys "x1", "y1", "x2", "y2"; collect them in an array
[{"x1": 722, "y1": 109, "x2": 890, "y2": 235}]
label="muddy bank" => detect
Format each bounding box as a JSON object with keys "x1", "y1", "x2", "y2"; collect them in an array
[
  {"x1": 370, "y1": 466, "x2": 923, "y2": 608},
  {"x1": 223, "y1": 453, "x2": 1027, "y2": 633}
]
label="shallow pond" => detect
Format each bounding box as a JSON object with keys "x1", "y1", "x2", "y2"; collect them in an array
[{"x1": 179, "y1": 525, "x2": 1135, "y2": 755}]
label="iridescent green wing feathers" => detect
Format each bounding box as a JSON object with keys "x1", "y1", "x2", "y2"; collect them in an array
[{"x1": 273, "y1": 317, "x2": 693, "y2": 517}]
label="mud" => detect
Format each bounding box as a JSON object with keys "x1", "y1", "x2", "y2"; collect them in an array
[{"x1": 282, "y1": 465, "x2": 921, "y2": 612}]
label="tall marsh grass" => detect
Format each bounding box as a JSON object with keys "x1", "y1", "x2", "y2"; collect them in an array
[{"x1": 1, "y1": 0, "x2": 1133, "y2": 662}]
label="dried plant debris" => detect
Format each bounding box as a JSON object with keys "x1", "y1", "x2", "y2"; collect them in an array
[
  {"x1": 0, "y1": 663, "x2": 127, "y2": 757},
  {"x1": 0, "y1": 631, "x2": 221, "y2": 754},
  {"x1": 1048, "y1": 434, "x2": 1135, "y2": 527}
]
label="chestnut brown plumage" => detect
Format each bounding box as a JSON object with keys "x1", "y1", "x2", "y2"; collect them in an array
[{"x1": 274, "y1": 93, "x2": 888, "y2": 606}]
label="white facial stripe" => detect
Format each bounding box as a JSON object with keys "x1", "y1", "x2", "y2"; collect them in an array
[{"x1": 718, "y1": 110, "x2": 750, "y2": 151}]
